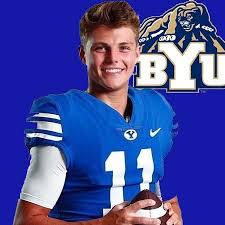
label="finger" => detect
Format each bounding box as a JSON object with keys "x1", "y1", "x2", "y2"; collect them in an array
[
  {"x1": 128, "y1": 216, "x2": 161, "y2": 225},
  {"x1": 127, "y1": 199, "x2": 156, "y2": 212},
  {"x1": 111, "y1": 201, "x2": 129, "y2": 211},
  {"x1": 166, "y1": 213, "x2": 179, "y2": 225},
  {"x1": 163, "y1": 202, "x2": 172, "y2": 210},
  {"x1": 163, "y1": 202, "x2": 174, "y2": 215}
]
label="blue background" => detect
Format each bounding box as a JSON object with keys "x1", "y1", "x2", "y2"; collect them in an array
[{"x1": 1, "y1": 0, "x2": 225, "y2": 224}]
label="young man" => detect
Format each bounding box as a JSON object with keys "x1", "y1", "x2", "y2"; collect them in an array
[{"x1": 14, "y1": 1, "x2": 182, "y2": 225}]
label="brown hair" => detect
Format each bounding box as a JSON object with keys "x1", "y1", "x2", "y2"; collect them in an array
[{"x1": 79, "y1": 1, "x2": 140, "y2": 46}]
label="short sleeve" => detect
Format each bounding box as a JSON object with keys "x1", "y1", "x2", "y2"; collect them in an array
[
  {"x1": 154, "y1": 91, "x2": 177, "y2": 159},
  {"x1": 25, "y1": 96, "x2": 67, "y2": 162}
]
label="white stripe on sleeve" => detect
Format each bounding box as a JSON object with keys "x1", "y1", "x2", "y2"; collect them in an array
[
  {"x1": 26, "y1": 133, "x2": 62, "y2": 141},
  {"x1": 33, "y1": 113, "x2": 60, "y2": 120},
  {"x1": 36, "y1": 121, "x2": 62, "y2": 133}
]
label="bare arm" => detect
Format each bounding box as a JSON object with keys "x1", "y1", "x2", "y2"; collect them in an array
[
  {"x1": 13, "y1": 200, "x2": 103, "y2": 225},
  {"x1": 13, "y1": 199, "x2": 161, "y2": 225}
]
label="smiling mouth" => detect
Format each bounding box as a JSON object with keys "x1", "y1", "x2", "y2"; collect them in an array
[{"x1": 101, "y1": 68, "x2": 124, "y2": 73}]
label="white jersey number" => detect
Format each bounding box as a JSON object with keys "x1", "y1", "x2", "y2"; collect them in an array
[{"x1": 103, "y1": 148, "x2": 154, "y2": 215}]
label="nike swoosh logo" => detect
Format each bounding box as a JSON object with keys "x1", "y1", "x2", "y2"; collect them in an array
[{"x1": 150, "y1": 128, "x2": 161, "y2": 137}]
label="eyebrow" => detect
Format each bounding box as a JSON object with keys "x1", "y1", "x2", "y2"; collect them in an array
[
  {"x1": 92, "y1": 42, "x2": 135, "y2": 46},
  {"x1": 119, "y1": 42, "x2": 135, "y2": 45},
  {"x1": 92, "y1": 42, "x2": 108, "y2": 46}
]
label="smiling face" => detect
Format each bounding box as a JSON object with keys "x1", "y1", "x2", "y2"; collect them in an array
[{"x1": 80, "y1": 25, "x2": 140, "y2": 93}]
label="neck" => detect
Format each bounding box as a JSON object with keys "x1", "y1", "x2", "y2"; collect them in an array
[{"x1": 88, "y1": 86, "x2": 129, "y2": 116}]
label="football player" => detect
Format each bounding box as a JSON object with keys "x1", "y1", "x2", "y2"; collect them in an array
[{"x1": 13, "y1": 1, "x2": 182, "y2": 225}]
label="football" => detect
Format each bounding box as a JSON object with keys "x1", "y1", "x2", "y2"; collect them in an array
[{"x1": 130, "y1": 189, "x2": 170, "y2": 225}]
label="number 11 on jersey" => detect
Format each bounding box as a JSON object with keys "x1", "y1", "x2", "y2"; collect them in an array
[{"x1": 103, "y1": 148, "x2": 154, "y2": 215}]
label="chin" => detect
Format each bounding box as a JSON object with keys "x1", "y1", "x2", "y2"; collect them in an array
[
  {"x1": 90, "y1": 76, "x2": 129, "y2": 92},
  {"x1": 103, "y1": 81, "x2": 129, "y2": 92},
  {"x1": 103, "y1": 76, "x2": 130, "y2": 89}
]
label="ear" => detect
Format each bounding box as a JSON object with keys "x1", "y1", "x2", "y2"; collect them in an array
[{"x1": 78, "y1": 45, "x2": 86, "y2": 65}]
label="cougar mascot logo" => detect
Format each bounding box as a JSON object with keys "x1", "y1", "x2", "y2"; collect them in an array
[
  {"x1": 135, "y1": 1, "x2": 225, "y2": 91},
  {"x1": 140, "y1": 1, "x2": 225, "y2": 53}
]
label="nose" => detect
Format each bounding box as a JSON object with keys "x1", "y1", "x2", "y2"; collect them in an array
[{"x1": 105, "y1": 49, "x2": 119, "y2": 64}]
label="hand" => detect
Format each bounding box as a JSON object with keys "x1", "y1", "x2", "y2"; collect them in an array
[
  {"x1": 163, "y1": 202, "x2": 183, "y2": 225},
  {"x1": 102, "y1": 199, "x2": 161, "y2": 225}
]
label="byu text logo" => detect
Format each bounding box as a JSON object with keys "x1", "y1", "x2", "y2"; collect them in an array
[{"x1": 134, "y1": 1, "x2": 225, "y2": 92}]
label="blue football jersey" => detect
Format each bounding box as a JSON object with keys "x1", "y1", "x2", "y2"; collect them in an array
[{"x1": 25, "y1": 87, "x2": 175, "y2": 222}]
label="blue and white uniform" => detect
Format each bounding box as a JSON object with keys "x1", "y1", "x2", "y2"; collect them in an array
[{"x1": 23, "y1": 87, "x2": 175, "y2": 222}]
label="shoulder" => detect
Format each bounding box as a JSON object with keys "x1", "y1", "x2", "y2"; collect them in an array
[
  {"x1": 30, "y1": 89, "x2": 84, "y2": 115},
  {"x1": 129, "y1": 87, "x2": 166, "y2": 101},
  {"x1": 129, "y1": 87, "x2": 174, "y2": 114}
]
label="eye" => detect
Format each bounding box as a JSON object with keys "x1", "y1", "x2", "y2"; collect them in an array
[
  {"x1": 94, "y1": 46, "x2": 107, "y2": 53},
  {"x1": 120, "y1": 46, "x2": 131, "y2": 52}
]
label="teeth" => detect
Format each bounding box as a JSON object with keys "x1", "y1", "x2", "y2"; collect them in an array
[{"x1": 104, "y1": 68, "x2": 122, "y2": 73}]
